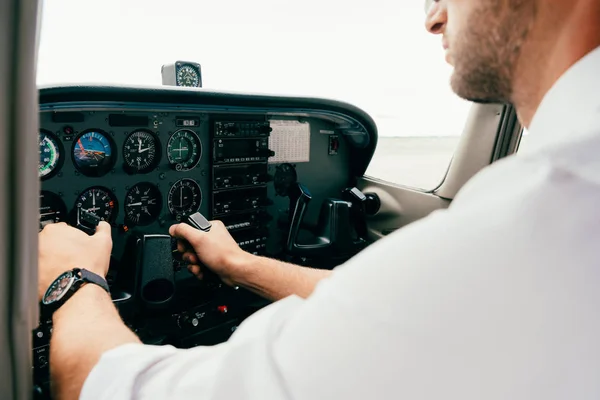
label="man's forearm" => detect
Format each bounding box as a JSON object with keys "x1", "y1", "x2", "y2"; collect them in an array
[
  {"x1": 234, "y1": 256, "x2": 332, "y2": 301},
  {"x1": 50, "y1": 284, "x2": 141, "y2": 400}
]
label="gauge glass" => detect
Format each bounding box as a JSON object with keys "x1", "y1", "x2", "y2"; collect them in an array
[
  {"x1": 72, "y1": 130, "x2": 115, "y2": 176},
  {"x1": 167, "y1": 178, "x2": 201, "y2": 218},
  {"x1": 123, "y1": 130, "x2": 160, "y2": 173},
  {"x1": 39, "y1": 191, "x2": 67, "y2": 228},
  {"x1": 176, "y1": 65, "x2": 200, "y2": 87},
  {"x1": 42, "y1": 270, "x2": 75, "y2": 305},
  {"x1": 166, "y1": 129, "x2": 201, "y2": 171},
  {"x1": 74, "y1": 187, "x2": 117, "y2": 223},
  {"x1": 124, "y1": 183, "x2": 162, "y2": 226},
  {"x1": 39, "y1": 131, "x2": 62, "y2": 179}
]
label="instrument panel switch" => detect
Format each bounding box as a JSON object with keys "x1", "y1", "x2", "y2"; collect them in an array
[
  {"x1": 217, "y1": 305, "x2": 228, "y2": 314},
  {"x1": 328, "y1": 134, "x2": 340, "y2": 155}
]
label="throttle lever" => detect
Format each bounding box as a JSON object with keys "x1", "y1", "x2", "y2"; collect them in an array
[
  {"x1": 342, "y1": 187, "x2": 368, "y2": 239},
  {"x1": 286, "y1": 183, "x2": 312, "y2": 252},
  {"x1": 182, "y1": 212, "x2": 220, "y2": 284},
  {"x1": 187, "y1": 212, "x2": 212, "y2": 232},
  {"x1": 76, "y1": 209, "x2": 102, "y2": 236}
]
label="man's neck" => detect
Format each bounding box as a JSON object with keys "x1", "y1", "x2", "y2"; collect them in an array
[{"x1": 512, "y1": 1, "x2": 600, "y2": 128}]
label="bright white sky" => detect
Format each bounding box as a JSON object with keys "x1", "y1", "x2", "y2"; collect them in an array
[{"x1": 37, "y1": 0, "x2": 472, "y2": 137}]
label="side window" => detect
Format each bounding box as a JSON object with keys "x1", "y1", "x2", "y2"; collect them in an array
[{"x1": 362, "y1": 7, "x2": 472, "y2": 190}]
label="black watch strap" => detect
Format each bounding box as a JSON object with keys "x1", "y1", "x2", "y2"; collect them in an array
[{"x1": 77, "y1": 268, "x2": 110, "y2": 293}]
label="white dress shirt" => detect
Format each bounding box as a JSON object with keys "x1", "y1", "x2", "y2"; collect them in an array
[{"x1": 81, "y1": 46, "x2": 600, "y2": 400}]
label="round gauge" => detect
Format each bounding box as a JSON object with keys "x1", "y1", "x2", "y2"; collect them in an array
[
  {"x1": 124, "y1": 183, "x2": 162, "y2": 226},
  {"x1": 74, "y1": 187, "x2": 118, "y2": 223},
  {"x1": 123, "y1": 130, "x2": 161, "y2": 174},
  {"x1": 39, "y1": 191, "x2": 67, "y2": 228},
  {"x1": 176, "y1": 65, "x2": 200, "y2": 87},
  {"x1": 167, "y1": 178, "x2": 202, "y2": 218},
  {"x1": 72, "y1": 130, "x2": 116, "y2": 177},
  {"x1": 166, "y1": 129, "x2": 201, "y2": 171},
  {"x1": 39, "y1": 130, "x2": 64, "y2": 179},
  {"x1": 42, "y1": 270, "x2": 76, "y2": 305}
]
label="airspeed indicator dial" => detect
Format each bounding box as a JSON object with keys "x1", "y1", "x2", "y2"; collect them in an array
[{"x1": 39, "y1": 130, "x2": 63, "y2": 179}]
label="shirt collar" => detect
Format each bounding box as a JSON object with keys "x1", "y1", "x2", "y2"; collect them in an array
[{"x1": 525, "y1": 45, "x2": 600, "y2": 152}]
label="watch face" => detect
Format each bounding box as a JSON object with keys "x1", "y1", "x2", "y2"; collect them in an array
[{"x1": 42, "y1": 270, "x2": 76, "y2": 305}]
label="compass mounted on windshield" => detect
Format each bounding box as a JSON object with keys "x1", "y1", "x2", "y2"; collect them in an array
[{"x1": 161, "y1": 61, "x2": 203, "y2": 88}]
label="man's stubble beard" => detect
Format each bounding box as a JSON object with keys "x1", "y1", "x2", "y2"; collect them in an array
[{"x1": 449, "y1": 0, "x2": 537, "y2": 104}]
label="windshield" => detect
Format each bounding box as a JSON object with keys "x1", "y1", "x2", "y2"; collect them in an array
[{"x1": 38, "y1": 0, "x2": 471, "y2": 187}]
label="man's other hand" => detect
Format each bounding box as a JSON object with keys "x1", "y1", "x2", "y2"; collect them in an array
[
  {"x1": 169, "y1": 220, "x2": 254, "y2": 287},
  {"x1": 38, "y1": 222, "x2": 113, "y2": 300}
]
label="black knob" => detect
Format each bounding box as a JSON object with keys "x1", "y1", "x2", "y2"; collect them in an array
[
  {"x1": 364, "y1": 193, "x2": 381, "y2": 215},
  {"x1": 33, "y1": 385, "x2": 44, "y2": 399}
]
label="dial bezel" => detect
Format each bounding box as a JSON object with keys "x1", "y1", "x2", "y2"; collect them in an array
[
  {"x1": 40, "y1": 190, "x2": 68, "y2": 227},
  {"x1": 71, "y1": 129, "x2": 117, "y2": 177},
  {"x1": 73, "y1": 186, "x2": 119, "y2": 224},
  {"x1": 176, "y1": 65, "x2": 200, "y2": 87},
  {"x1": 124, "y1": 182, "x2": 163, "y2": 226},
  {"x1": 42, "y1": 270, "x2": 76, "y2": 306},
  {"x1": 167, "y1": 178, "x2": 202, "y2": 219},
  {"x1": 39, "y1": 129, "x2": 65, "y2": 180},
  {"x1": 166, "y1": 129, "x2": 202, "y2": 171},
  {"x1": 122, "y1": 129, "x2": 162, "y2": 174}
]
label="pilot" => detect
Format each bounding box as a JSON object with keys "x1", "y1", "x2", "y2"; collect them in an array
[{"x1": 39, "y1": 0, "x2": 600, "y2": 399}]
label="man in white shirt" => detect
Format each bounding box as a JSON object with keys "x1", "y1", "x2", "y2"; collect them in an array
[{"x1": 38, "y1": 0, "x2": 600, "y2": 399}]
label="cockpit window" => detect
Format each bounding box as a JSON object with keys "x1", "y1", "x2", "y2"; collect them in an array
[{"x1": 38, "y1": 0, "x2": 471, "y2": 189}]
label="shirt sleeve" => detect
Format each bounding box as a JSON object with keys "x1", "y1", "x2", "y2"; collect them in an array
[
  {"x1": 80, "y1": 294, "x2": 307, "y2": 400},
  {"x1": 81, "y1": 156, "x2": 600, "y2": 399}
]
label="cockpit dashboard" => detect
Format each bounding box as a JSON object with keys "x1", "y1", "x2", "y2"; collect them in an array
[{"x1": 33, "y1": 85, "x2": 378, "y2": 398}]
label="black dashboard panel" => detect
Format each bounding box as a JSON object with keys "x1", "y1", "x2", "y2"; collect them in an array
[{"x1": 33, "y1": 85, "x2": 377, "y2": 397}]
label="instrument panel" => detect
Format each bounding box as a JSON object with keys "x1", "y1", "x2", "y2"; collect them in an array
[
  {"x1": 39, "y1": 112, "x2": 215, "y2": 261},
  {"x1": 38, "y1": 88, "x2": 376, "y2": 264},
  {"x1": 33, "y1": 86, "x2": 378, "y2": 398}
]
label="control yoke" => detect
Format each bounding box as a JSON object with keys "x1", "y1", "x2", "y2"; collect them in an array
[
  {"x1": 285, "y1": 183, "x2": 367, "y2": 258},
  {"x1": 116, "y1": 212, "x2": 220, "y2": 310}
]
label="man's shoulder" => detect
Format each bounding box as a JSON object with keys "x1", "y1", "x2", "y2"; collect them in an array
[{"x1": 452, "y1": 131, "x2": 600, "y2": 215}]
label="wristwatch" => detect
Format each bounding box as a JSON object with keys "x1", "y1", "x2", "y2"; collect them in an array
[{"x1": 42, "y1": 268, "x2": 110, "y2": 312}]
